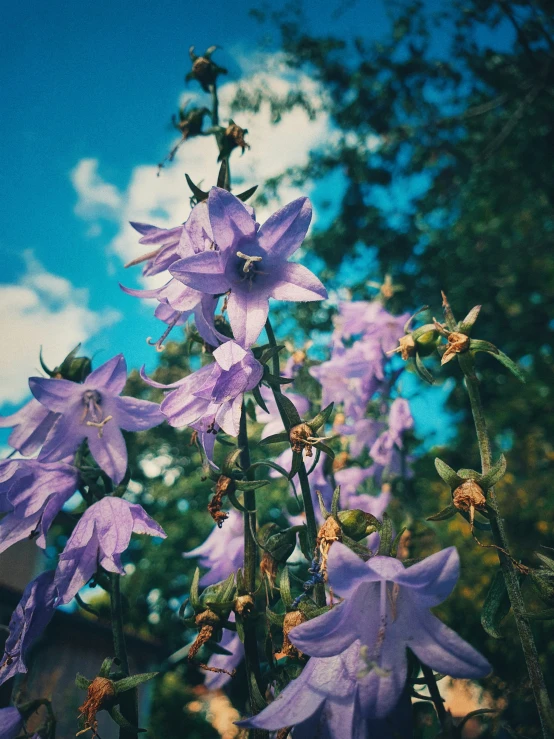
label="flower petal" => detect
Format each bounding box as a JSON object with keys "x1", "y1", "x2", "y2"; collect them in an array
[
  {"x1": 170, "y1": 251, "x2": 230, "y2": 294},
  {"x1": 226, "y1": 290, "x2": 269, "y2": 348},
  {"x1": 258, "y1": 197, "x2": 312, "y2": 259},
  {"x1": 130, "y1": 502, "x2": 167, "y2": 538},
  {"x1": 213, "y1": 340, "x2": 247, "y2": 370},
  {"x1": 393, "y1": 546, "x2": 459, "y2": 607},
  {"x1": 38, "y1": 410, "x2": 85, "y2": 462},
  {"x1": 86, "y1": 420, "x2": 128, "y2": 484},
  {"x1": 113, "y1": 396, "x2": 164, "y2": 431},
  {"x1": 270, "y1": 262, "x2": 328, "y2": 302},
  {"x1": 326, "y1": 542, "x2": 375, "y2": 599},
  {"x1": 208, "y1": 187, "x2": 256, "y2": 251},
  {"x1": 86, "y1": 355, "x2": 127, "y2": 395},
  {"x1": 29, "y1": 377, "x2": 80, "y2": 412}
]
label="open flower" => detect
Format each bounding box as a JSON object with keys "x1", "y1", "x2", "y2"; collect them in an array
[
  {"x1": 170, "y1": 187, "x2": 327, "y2": 348},
  {"x1": 30, "y1": 355, "x2": 164, "y2": 484},
  {"x1": 290, "y1": 544, "x2": 491, "y2": 718},
  {"x1": 237, "y1": 641, "x2": 413, "y2": 738},
  {"x1": 0, "y1": 571, "x2": 57, "y2": 687},
  {"x1": 142, "y1": 340, "x2": 263, "y2": 438},
  {"x1": 0, "y1": 398, "x2": 58, "y2": 457},
  {"x1": 183, "y1": 508, "x2": 243, "y2": 587},
  {"x1": 53, "y1": 496, "x2": 166, "y2": 604},
  {"x1": 0, "y1": 459, "x2": 79, "y2": 554}
]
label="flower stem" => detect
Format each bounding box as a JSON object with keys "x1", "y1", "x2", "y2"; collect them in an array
[
  {"x1": 265, "y1": 319, "x2": 326, "y2": 607},
  {"x1": 421, "y1": 664, "x2": 448, "y2": 728},
  {"x1": 110, "y1": 573, "x2": 138, "y2": 739},
  {"x1": 238, "y1": 405, "x2": 264, "y2": 715},
  {"x1": 459, "y1": 352, "x2": 554, "y2": 737}
]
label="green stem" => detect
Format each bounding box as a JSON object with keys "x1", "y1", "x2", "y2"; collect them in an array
[
  {"x1": 265, "y1": 319, "x2": 325, "y2": 607},
  {"x1": 110, "y1": 573, "x2": 138, "y2": 739},
  {"x1": 238, "y1": 405, "x2": 264, "y2": 707},
  {"x1": 459, "y1": 353, "x2": 554, "y2": 737},
  {"x1": 421, "y1": 664, "x2": 447, "y2": 728}
]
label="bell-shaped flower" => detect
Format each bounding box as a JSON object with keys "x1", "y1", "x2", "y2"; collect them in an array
[
  {"x1": 0, "y1": 459, "x2": 79, "y2": 554},
  {"x1": 0, "y1": 571, "x2": 57, "y2": 687},
  {"x1": 369, "y1": 398, "x2": 414, "y2": 477},
  {"x1": 143, "y1": 341, "x2": 263, "y2": 438},
  {"x1": 289, "y1": 544, "x2": 491, "y2": 718},
  {"x1": 237, "y1": 640, "x2": 413, "y2": 738},
  {"x1": 183, "y1": 508, "x2": 243, "y2": 587},
  {"x1": 0, "y1": 398, "x2": 58, "y2": 456},
  {"x1": 169, "y1": 187, "x2": 327, "y2": 348},
  {"x1": 0, "y1": 707, "x2": 24, "y2": 739},
  {"x1": 53, "y1": 496, "x2": 166, "y2": 604},
  {"x1": 30, "y1": 355, "x2": 164, "y2": 484}
]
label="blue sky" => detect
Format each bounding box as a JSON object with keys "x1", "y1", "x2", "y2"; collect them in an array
[{"x1": 1, "y1": 0, "x2": 511, "y2": 446}]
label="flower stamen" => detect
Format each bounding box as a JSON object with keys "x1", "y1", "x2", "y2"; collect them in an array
[
  {"x1": 236, "y1": 251, "x2": 262, "y2": 273},
  {"x1": 85, "y1": 416, "x2": 113, "y2": 439}
]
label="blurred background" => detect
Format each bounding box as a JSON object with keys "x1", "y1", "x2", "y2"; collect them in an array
[{"x1": 1, "y1": 0, "x2": 553, "y2": 736}]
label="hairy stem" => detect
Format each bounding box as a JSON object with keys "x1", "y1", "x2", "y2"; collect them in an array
[
  {"x1": 421, "y1": 664, "x2": 448, "y2": 728},
  {"x1": 265, "y1": 319, "x2": 325, "y2": 607},
  {"x1": 238, "y1": 406, "x2": 264, "y2": 712},
  {"x1": 110, "y1": 573, "x2": 138, "y2": 738},
  {"x1": 459, "y1": 352, "x2": 554, "y2": 737}
]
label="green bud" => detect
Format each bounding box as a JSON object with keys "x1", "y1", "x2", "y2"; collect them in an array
[
  {"x1": 338, "y1": 509, "x2": 380, "y2": 541},
  {"x1": 264, "y1": 526, "x2": 300, "y2": 563}
]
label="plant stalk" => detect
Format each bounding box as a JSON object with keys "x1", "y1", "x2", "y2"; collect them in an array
[
  {"x1": 110, "y1": 573, "x2": 138, "y2": 738},
  {"x1": 459, "y1": 352, "x2": 554, "y2": 737},
  {"x1": 265, "y1": 319, "x2": 325, "y2": 607}
]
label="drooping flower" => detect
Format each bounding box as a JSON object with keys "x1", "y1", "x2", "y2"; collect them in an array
[
  {"x1": 204, "y1": 613, "x2": 244, "y2": 690},
  {"x1": 237, "y1": 641, "x2": 414, "y2": 738},
  {"x1": 142, "y1": 340, "x2": 263, "y2": 439},
  {"x1": 0, "y1": 571, "x2": 57, "y2": 686},
  {"x1": 0, "y1": 398, "x2": 58, "y2": 456},
  {"x1": 183, "y1": 508, "x2": 243, "y2": 587},
  {"x1": 53, "y1": 496, "x2": 166, "y2": 604},
  {"x1": 290, "y1": 544, "x2": 491, "y2": 718},
  {"x1": 369, "y1": 398, "x2": 414, "y2": 476},
  {"x1": 30, "y1": 355, "x2": 164, "y2": 484},
  {"x1": 0, "y1": 459, "x2": 79, "y2": 554},
  {"x1": 0, "y1": 707, "x2": 24, "y2": 739},
  {"x1": 335, "y1": 417, "x2": 384, "y2": 458},
  {"x1": 170, "y1": 187, "x2": 327, "y2": 348}
]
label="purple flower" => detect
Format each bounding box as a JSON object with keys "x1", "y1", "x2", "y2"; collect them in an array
[
  {"x1": 237, "y1": 641, "x2": 413, "y2": 738},
  {"x1": 127, "y1": 221, "x2": 186, "y2": 277},
  {"x1": 183, "y1": 509, "x2": 243, "y2": 587},
  {"x1": 170, "y1": 187, "x2": 327, "y2": 348},
  {"x1": 0, "y1": 459, "x2": 79, "y2": 554},
  {"x1": 336, "y1": 418, "x2": 384, "y2": 458},
  {"x1": 0, "y1": 398, "x2": 58, "y2": 456},
  {"x1": 204, "y1": 613, "x2": 244, "y2": 690},
  {"x1": 0, "y1": 571, "x2": 57, "y2": 686},
  {"x1": 30, "y1": 354, "x2": 164, "y2": 484},
  {"x1": 369, "y1": 398, "x2": 414, "y2": 476},
  {"x1": 255, "y1": 385, "x2": 309, "y2": 440},
  {"x1": 333, "y1": 301, "x2": 409, "y2": 354},
  {"x1": 290, "y1": 544, "x2": 491, "y2": 718},
  {"x1": 0, "y1": 708, "x2": 24, "y2": 739},
  {"x1": 53, "y1": 496, "x2": 166, "y2": 604},
  {"x1": 143, "y1": 341, "x2": 263, "y2": 438}
]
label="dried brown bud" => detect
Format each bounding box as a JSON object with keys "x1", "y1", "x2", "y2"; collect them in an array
[
  {"x1": 224, "y1": 123, "x2": 250, "y2": 155},
  {"x1": 276, "y1": 611, "x2": 307, "y2": 659},
  {"x1": 207, "y1": 475, "x2": 235, "y2": 527},
  {"x1": 453, "y1": 480, "x2": 486, "y2": 523},
  {"x1": 195, "y1": 609, "x2": 220, "y2": 629},
  {"x1": 290, "y1": 423, "x2": 314, "y2": 455},
  {"x1": 441, "y1": 332, "x2": 470, "y2": 365},
  {"x1": 78, "y1": 677, "x2": 116, "y2": 736},
  {"x1": 189, "y1": 609, "x2": 220, "y2": 662},
  {"x1": 317, "y1": 517, "x2": 342, "y2": 577},
  {"x1": 234, "y1": 594, "x2": 255, "y2": 617},
  {"x1": 260, "y1": 551, "x2": 278, "y2": 588},
  {"x1": 398, "y1": 334, "x2": 416, "y2": 360}
]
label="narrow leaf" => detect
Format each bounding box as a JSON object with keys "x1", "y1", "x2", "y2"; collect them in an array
[
  {"x1": 488, "y1": 349, "x2": 526, "y2": 383},
  {"x1": 234, "y1": 479, "x2": 269, "y2": 492},
  {"x1": 190, "y1": 568, "x2": 200, "y2": 609},
  {"x1": 480, "y1": 454, "x2": 507, "y2": 489},
  {"x1": 115, "y1": 673, "x2": 158, "y2": 694},
  {"x1": 274, "y1": 392, "x2": 302, "y2": 427},
  {"x1": 312, "y1": 441, "x2": 335, "y2": 460},
  {"x1": 185, "y1": 173, "x2": 208, "y2": 201},
  {"x1": 75, "y1": 674, "x2": 91, "y2": 690},
  {"x1": 308, "y1": 403, "x2": 334, "y2": 433},
  {"x1": 237, "y1": 184, "x2": 258, "y2": 202},
  {"x1": 427, "y1": 504, "x2": 458, "y2": 522},
  {"x1": 252, "y1": 384, "x2": 269, "y2": 413},
  {"x1": 377, "y1": 513, "x2": 393, "y2": 555},
  {"x1": 434, "y1": 458, "x2": 462, "y2": 487},
  {"x1": 266, "y1": 608, "x2": 285, "y2": 627},
  {"x1": 458, "y1": 305, "x2": 481, "y2": 334},
  {"x1": 481, "y1": 570, "x2": 511, "y2": 639},
  {"x1": 259, "y1": 432, "x2": 289, "y2": 446},
  {"x1": 279, "y1": 567, "x2": 293, "y2": 609},
  {"x1": 414, "y1": 353, "x2": 434, "y2": 384}
]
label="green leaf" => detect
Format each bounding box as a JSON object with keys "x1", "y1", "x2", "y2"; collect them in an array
[
  {"x1": 226, "y1": 487, "x2": 250, "y2": 513},
  {"x1": 252, "y1": 383, "x2": 269, "y2": 413},
  {"x1": 298, "y1": 527, "x2": 311, "y2": 562},
  {"x1": 480, "y1": 454, "x2": 507, "y2": 489},
  {"x1": 434, "y1": 457, "x2": 462, "y2": 488},
  {"x1": 216, "y1": 159, "x2": 228, "y2": 189},
  {"x1": 377, "y1": 513, "x2": 393, "y2": 555},
  {"x1": 265, "y1": 608, "x2": 285, "y2": 627},
  {"x1": 489, "y1": 349, "x2": 526, "y2": 383},
  {"x1": 341, "y1": 533, "x2": 372, "y2": 561},
  {"x1": 280, "y1": 566, "x2": 293, "y2": 608},
  {"x1": 414, "y1": 353, "x2": 434, "y2": 384},
  {"x1": 109, "y1": 705, "x2": 146, "y2": 732},
  {"x1": 249, "y1": 672, "x2": 267, "y2": 712},
  {"x1": 390, "y1": 527, "x2": 407, "y2": 557},
  {"x1": 222, "y1": 447, "x2": 242, "y2": 475},
  {"x1": 456, "y1": 468, "x2": 481, "y2": 481},
  {"x1": 99, "y1": 657, "x2": 113, "y2": 678},
  {"x1": 190, "y1": 568, "x2": 200, "y2": 609},
  {"x1": 259, "y1": 432, "x2": 289, "y2": 446},
  {"x1": 245, "y1": 398, "x2": 257, "y2": 422},
  {"x1": 274, "y1": 391, "x2": 302, "y2": 427},
  {"x1": 289, "y1": 451, "x2": 303, "y2": 480},
  {"x1": 307, "y1": 402, "x2": 334, "y2": 433},
  {"x1": 75, "y1": 673, "x2": 91, "y2": 690},
  {"x1": 481, "y1": 570, "x2": 511, "y2": 639},
  {"x1": 237, "y1": 184, "x2": 258, "y2": 202},
  {"x1": 234, "y1": 479, "x2": 269, "y2": 492},
  {"x1": 312, "y1": 441, "x2": 335, "y2": 460},
  {"x1": 331, "y1": 486, "x2": 341, "y2": 518},
  {"x1": 536, "y1": 553, "x2": 554, "y2": 573},
  {"x1": 427, "y1": 503, "x2": 458, "y2": 522},
  {"x1": 114, "y1": 672, "x2": 158, "y2": 694},
  {"x1": 185, "y1": 173, "x2": 208, "y2": 201},
  {"x1": 458, "y1": 305, "x2": 481, "y2": 334}
]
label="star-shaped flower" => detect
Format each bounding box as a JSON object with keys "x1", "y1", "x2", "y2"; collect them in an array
[
  {"x1": 289, "y1": 543, "x2": 491, "y2": 718},
  {"x1": 0, "y1": 398, "x2": 58, "y2": 456},
  {"x1": 30, "y1": 354, "x2": 164, "y2": 484},
  {"x1": 169, "y1": 187, "x2": 327, "y2": 348}
]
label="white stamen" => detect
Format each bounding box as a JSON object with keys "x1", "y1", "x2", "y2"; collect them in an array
[{"x1": 236, "y1": 250, "x2": 263, "y2": 273}]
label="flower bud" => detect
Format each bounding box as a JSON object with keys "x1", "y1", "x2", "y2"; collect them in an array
[
  {"x1": 218, "y1": 121, "x2": 250, "y2": 162},
  {"x1": 337, "y1": 509, "x2": 380, "y2": 541},
  {"x1": 290, "y1": 422, "x2": 315, "y2": 455},
  {"x1": 453, "y1": 480, "x2": 486, "y2": 513},
  {"x1": 186, "y1": 46, "x2": 227, "y2": 91},
  {"x1": 78, "y1": 677, "x2": 116, "y2": 735},
  {"x1": 276, "y1": 610, "x2": 307, "y2": 659}
]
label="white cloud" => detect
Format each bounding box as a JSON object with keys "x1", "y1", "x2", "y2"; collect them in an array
[
  {"x1": 70, "y1": 158, "x2": 123, "y2": 218},
  {"x1": 70, "y1": 53, "x2": 336, "y2": 269},
  {"x1": 0, "y1": 252, "x2": 121, "y2": 405}
]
